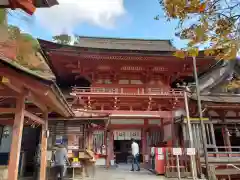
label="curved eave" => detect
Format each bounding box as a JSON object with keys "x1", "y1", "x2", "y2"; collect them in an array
[
  {"x1": 34, "y1": 0, "x2": 59, "y2": 7},
  {"x1": 0, "y1": 57, "x2": 74, "y2": 117},
  {"x1": 49, "y1": 83, "x2": 74, "y2": 117},
  {"x1": 189, "y1": 59, "x2": 237, "y2": 93},
  {"x1": 73, "y1": 109, "x2": 110, "y2": 118},
  {"x1": 38, "y1": 39, "x2": 215, "y2": 58},
  {"x1": 191, "y1": 94, "x2": 240, "y2": 103},
  {"x1": 38, "y1": 39, "x2": 217, "y2": 82}
]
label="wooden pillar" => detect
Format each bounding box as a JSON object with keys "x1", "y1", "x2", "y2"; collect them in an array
[
  {"x1": 8, "y1": 95, "x2": 25, "y2": 180},
  {"x1": 39, "y1": 112, "x2": 48, "y2": 180},
  {"x1": 141, "y1": 129, "x2": 147, "y2": 162},
  {"x1": 106, "y1": 130, "x2": 110, "y2": 168},
  {"x1": 88, "y1": 129, "x2": 93, "y2": 150},
  {"x1": 84, "y1": 125, "x2": 89, "y2": 149},
  {"x1": 104, "y1": 130, "x2": 108, "y2": 167},
  {"x1": 171, "y1": 117, "x2": 176, "y2": 147},
  {"x1": 221, "y1": 113, "x2": 231, "y2": 152},
  {"x1": 160, "y1": 118, "x2": 164, "y2": 143},
  {"x1": 209, "y1": 122, "x2": 218, "y2": 153},
  {"x1": 222, "y1": 127, "x2": 231, "y2": 152},
  {"x1": 106, "y1": 130, "x2": 114, "y2": 167},
  {"x1": 142, "y1": 119, "x2": 148, "y2": 163}
]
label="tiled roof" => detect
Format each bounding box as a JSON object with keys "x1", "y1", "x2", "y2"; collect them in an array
[
  {"x1": 190, "y1": 59, "x2": 240, "y2": 103},
  {"x1": 76, "y1": 36, "x2": 176, "y2": 52}
]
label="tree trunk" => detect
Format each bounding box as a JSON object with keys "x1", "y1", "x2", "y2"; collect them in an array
[{"x1": 0, "y1": 9, "x2": 7, "y2": 25}]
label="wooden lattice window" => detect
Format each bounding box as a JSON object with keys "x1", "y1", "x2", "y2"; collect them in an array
[
  {"x1": 96, "y1": 79, "x2": 103, "y2": 84},
  {"x1": 130, "y1": 80, "x2": 142, "y2": 84},
  {"x1": 104, "y1": 79, "x2": 112, "y2": 84},
  {"x1": 93, "y1": 130, "x2": 105, "y2": 153},
  {"x1": 48, "y1": 121, "x2": 87, "y2": 150},
  {"x1": 119, "y1": 79, "x2": 129, "y2": 84},
  {"x1": 96, "y1": 79, "x2": 112, "y2": 84}
]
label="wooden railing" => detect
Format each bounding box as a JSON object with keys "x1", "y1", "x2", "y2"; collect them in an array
[
  {"x1": 207, "y1": 146, "x2": 240, "y2": 155},
  {"x1": 199, "y1": 146, "x2": 240, "y2": 165},
  {"x1": 72, "y1": 87, "x2": 184, "y2": 96},
  {"x1": 227, "y1": 164, "x2": 240, "y2": 172}
]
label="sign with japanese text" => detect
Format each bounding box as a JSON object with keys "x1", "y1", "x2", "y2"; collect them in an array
[
  {"x1": 114, "y1": 130, "x2": 141, "y2": 140},
  {"x1": 186, "y1": 148, "x2": 196, "y2": 155},
  {"x1": 172, "y1": 148, "x2": 182, "y2": 156}
]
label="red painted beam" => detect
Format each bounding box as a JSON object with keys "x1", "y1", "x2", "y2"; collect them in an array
[
  {"x1": 74, "y1": 109, "x2": 173, "y2": 118},
  {"x1": 71, "y1": 89, "x2": 184, "y2": 98},
  {"x1": 99, "y1": 124, "x2": 162, "y2": 129},
  {"x1": 108, "y1": 110, "x2": 172, "y2": 118},
  {"x1": 0, "y1": 119, "x2": 14, "y2": 125}
]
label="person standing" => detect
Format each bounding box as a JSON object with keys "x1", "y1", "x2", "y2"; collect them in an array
[
  {"x1": 54, "y1": 145, "x2": 70, "y2": 180},
  {"x1": 130, "y1": 138, "x2": 140, "y2": 171}
]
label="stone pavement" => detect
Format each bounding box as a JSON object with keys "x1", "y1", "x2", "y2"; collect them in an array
[
  {"x1": 19, "y1": 164, "x2": 199, "y2": 180},
  {"x1": 88, "y1": 164, "x2": 167, "y2": 180},
  {"x1": 86, "y1": 164, "x2": 201, "y2": 180}
]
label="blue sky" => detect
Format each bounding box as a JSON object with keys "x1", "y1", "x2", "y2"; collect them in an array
[{"x1": 8, "y1": 0, "x2": 187, "y2": 49}]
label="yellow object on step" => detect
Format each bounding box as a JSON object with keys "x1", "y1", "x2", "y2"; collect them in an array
[{"x1": 73, "y1": 158, "x2": 79, "y2": 162}]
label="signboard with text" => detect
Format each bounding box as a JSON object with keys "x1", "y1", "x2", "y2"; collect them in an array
[
  {"x1": 186, "y1": 148, "x2": 196, "y2": 155},
  {"x1": 172, "y1": 148, "x2": 182, "y2": 156},
  {"x1": 114, "y1": 130, "x2": 141, "y2": 140}
]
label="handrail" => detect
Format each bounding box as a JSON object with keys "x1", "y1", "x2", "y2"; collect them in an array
[
  {"x1": 208, "y1": 145, "x2": 240, "y2": 153},
  {"x1": 227, "y1": 164, "x2": 240, "y2": 171},
  {"x1": 208, "y1": 152, "x2": 240, "y2": 154},
  {"x1": 72, "y1": 87, "x2": 184, "y2": 96},
  {"x1": 206, "y1": 146, "x2": 240, "y2": 158}
]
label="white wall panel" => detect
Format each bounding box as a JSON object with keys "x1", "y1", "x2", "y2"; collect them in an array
[{"x1": 111, "y1": 119, "x2": 144, "y2": 124}]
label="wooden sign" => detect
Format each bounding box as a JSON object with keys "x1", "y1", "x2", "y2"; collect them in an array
[
  {"x1": 186, "y1": 148, "x2": 196, "y2": 155},
  {"x1": 157, "y1": 148, "x2": 163, "y2": 154},
  {"x1": 157, "y1": 154, "x2": 164, "y2": 160},
  {"x1": 68, "y1": 146, "x2": 79, "y2": 150},
  {"x1": 130, "y1": 131, "x2": 139, "y2": 139},
  {"x1": 114, "y1": 130, "x2": 141, "y2": 140},
  {"x1": 172, "y1": 148, "x2": 182, "y2": 156},
  {"x1": 118, "y1": 131, "x2": 125, "y2": 140}
]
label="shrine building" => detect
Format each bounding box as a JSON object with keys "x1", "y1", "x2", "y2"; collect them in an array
[
  {"x1": 0, "y1": 0, "x2": 239, "y2": 179},
  {"x1": 38, "y1": 37, "x2": 217, "y2": 164}
]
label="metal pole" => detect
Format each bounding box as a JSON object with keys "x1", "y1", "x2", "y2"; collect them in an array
[
  {"x1": 192, "y1": 56, "x2": 209, "y2": 178},
  {"x1": 183, "y1": 91, "x2": 197, "y2": 179}
]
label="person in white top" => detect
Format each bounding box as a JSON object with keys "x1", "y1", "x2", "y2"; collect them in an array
[{"x1": 130, "y1": 138, "x2": 140, "y2": 171}]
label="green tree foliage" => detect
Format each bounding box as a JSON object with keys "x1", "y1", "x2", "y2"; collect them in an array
[
  {"x1": 73, "y1": 35, "x2": 80, "y2": 45},
  {"x1": 52, "y1": 34, "x2": 81, "y2": 45},
  {"x1": 0, "y1": 9, "x2": 53, "y2": 77},
  {"x1": 157, "y1": 0, "x2": 240, "y2": 60},
  {"x1": 52, "y1": 34, "x2": 72, "y2": 45}
]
